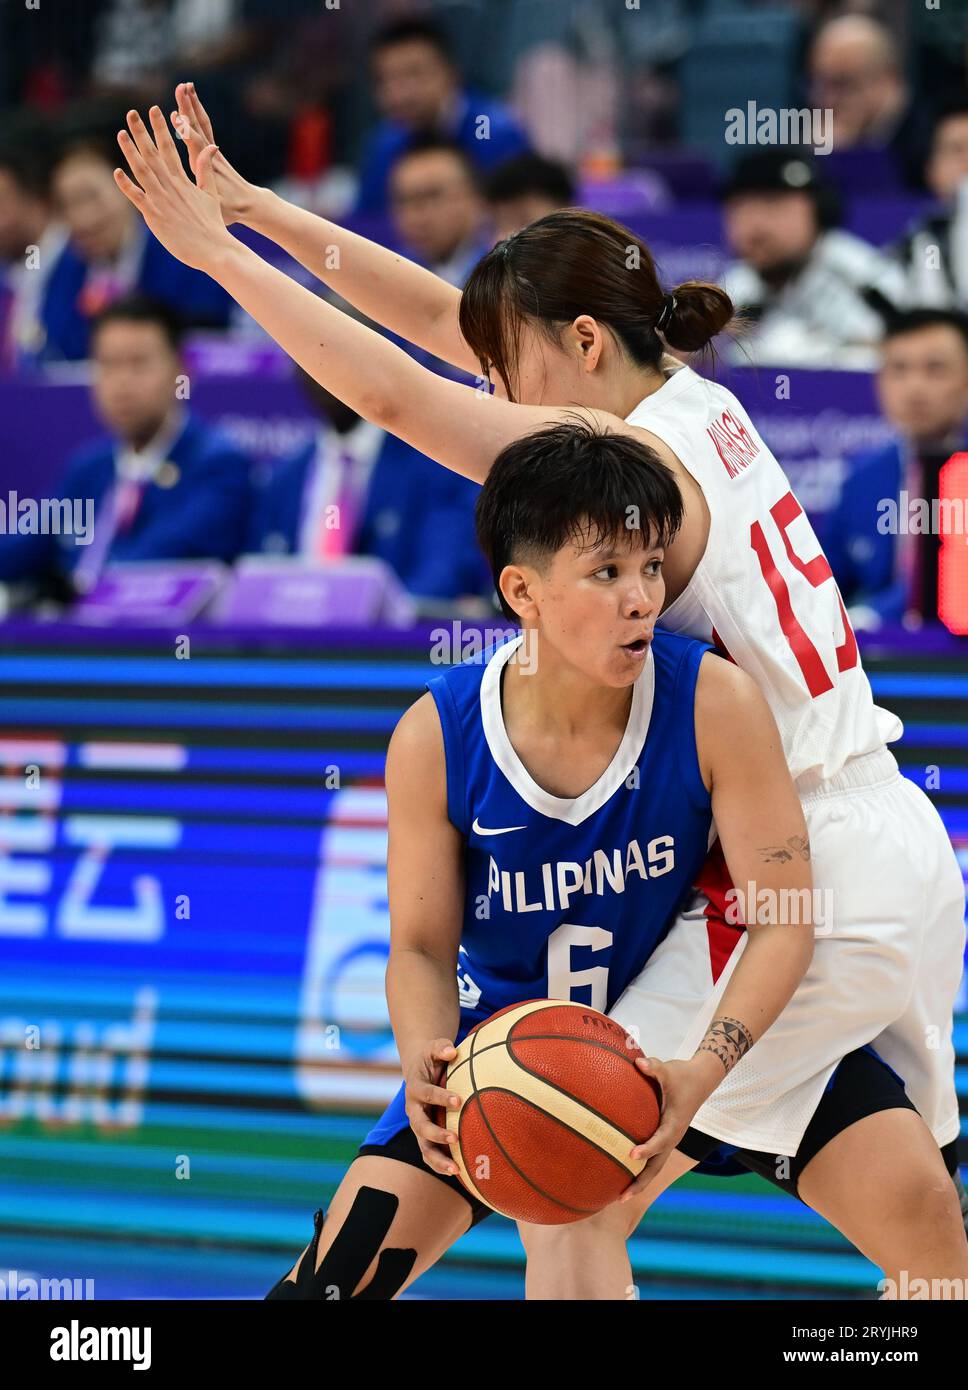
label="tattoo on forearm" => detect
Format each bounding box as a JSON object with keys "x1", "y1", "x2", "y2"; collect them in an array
[
  {"x1": 758, "y1": 834, "x2": 811, "y2": 864},
  {"x1": 696, "y1": 1016, "x2": 754, "y2": 1075}
]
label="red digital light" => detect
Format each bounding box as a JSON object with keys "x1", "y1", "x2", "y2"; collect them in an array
[{"x1": 937, "y1": 452, "x2": 968, "y2": 636}]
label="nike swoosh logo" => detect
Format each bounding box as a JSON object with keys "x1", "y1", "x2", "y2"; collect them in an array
[{"x1": 472, "y1": 817, "x2": 526, "y2": 836}]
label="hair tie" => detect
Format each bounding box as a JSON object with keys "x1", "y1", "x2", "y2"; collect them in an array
[{"x1": 655, "y1": 292, "x2": 677, "y2": 333}]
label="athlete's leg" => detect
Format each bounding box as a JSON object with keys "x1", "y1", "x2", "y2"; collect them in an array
[
  {"x1": 796, "y1": 1110, "x2": 968, "y2": 1294},
  {"x1": 863, "y1": 776, "x2": 967, "y2": 1235},
  {"x1": 731, "y1": 1049, "x2": 968, "y2": 1296},
  {"x1": 265, "y1": 1156, "x2": 473, "y2": 1300},
  {"x1": 265, "y1": 1125, "x2": 485, "y2": 1300},
  {"x1": 517, "y1": 1150, "x2": 698, "y2": 1301}
]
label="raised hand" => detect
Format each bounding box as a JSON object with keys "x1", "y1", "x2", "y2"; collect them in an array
[
  {"x1": 114, "y1": 106, "x2": 235, "y2": 274},
  {"x1": 172, "y1": 82, "x2": 255, "y2": 227}
]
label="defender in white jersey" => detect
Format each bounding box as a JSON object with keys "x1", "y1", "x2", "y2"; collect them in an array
[
  {"x1": 612, "y1": 361, "x2": 965, "y2": 1159},
  {"x1": 133, "y1": 97, "x2": 966, "y2": 1290}
]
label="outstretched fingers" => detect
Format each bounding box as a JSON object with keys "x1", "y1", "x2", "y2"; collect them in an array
[
  {"x1": 193, "y1": 142, "x2": 220, "y2": 195},
  {"x1": 173, "y1": 82, "x2": 215, "y2": 155},
  {"x1": 186, "y1": 83, "x2": 216, "y2": 145},
  {"x1": 113, "y1": 167, "x2": 146, "y2": 210},
  {"x1": 147, "y1": 104, "x2": 185, "y2": 178},
  {"x1": 124, "y1": 109, "x2": 162, "y2": 165},
  {"x1": 117, "y1": 126, "x2": 157, "y2": 197}
]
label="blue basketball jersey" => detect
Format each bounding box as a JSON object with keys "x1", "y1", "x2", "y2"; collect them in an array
[{"x1": 363, "y1": 628, "x2": 715, "y2": 1147}]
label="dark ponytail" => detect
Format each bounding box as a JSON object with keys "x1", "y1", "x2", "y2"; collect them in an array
[
  {"x1": 659, "y1": 280, "x2": 734, "y2": 353},
  {"x1": 459, "y1": 209, "x2": 734, "y2": 401}
]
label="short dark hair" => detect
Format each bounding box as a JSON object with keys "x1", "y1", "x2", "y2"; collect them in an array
[
  {"x1": 484, "y1": 153, "x2": 576, "y2": 208},
  {"x1": 882, "y1": 307, "x2": 968, "y2": 353},
  {"x1": 932, "y1": 97, "x2": 968, "y2": 136},
  {"x1": 475, "y1": 420, "x2": 683, "y2": 621},
  {"x1": 391, "y1": 132, "x2": 479, "y2": 184},
  {"x1": 370, "y1": 17, "x2": 453, "y2": 63},
  {"x1": 91, "y1": 294, "x2": 185, "y2": 352},
  {"x1": 53, "y1": 133, "x2": 119, "y2": 176},
  {"x1": 0, "y1": 117, "x2": 56, "y2": 200},
  {"x1": 53, "y1": 100, "x2": 130, "y2": 171}
]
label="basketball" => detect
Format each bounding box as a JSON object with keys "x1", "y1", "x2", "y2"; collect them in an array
[{"x1": 440, "y1": 999, "x2": 662, "y2": 1224}]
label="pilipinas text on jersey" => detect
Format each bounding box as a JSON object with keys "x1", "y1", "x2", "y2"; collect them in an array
[{"x1": 445, "y1": 631, "x2": 715, "y2": 1028}]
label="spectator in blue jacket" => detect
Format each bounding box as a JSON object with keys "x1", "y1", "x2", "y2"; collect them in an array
[
  {"x1": 0, "y1": 295, "x2": 252, "y2": 598},
  {"x1": 388, "y1": 135, "x2": 492, "y2": 289},
  {"x1": 354, "y1": 16, "x2": 529, "y2": 218},
  {"x1": 250, "y1": 365, "x2": 492, "y2": 607},
  {"x1": 823, "y1": 308, "x2": 968, "y2": 629},
  {"x1": 41, "y1": 134, "x2": 232, "y2": 362}
]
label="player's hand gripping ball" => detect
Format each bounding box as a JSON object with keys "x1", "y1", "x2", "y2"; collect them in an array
[{"x1": 438, "y1": 1000, "x2": 662, "y2": 1223}]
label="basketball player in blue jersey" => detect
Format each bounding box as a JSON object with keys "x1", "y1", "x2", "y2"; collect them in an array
[{"x1": 264, "y1": 422, "x2": 820, "y2": 1298}]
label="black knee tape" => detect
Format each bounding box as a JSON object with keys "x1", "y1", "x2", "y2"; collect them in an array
[
  {"x1": 264, "y1": 1187, "x2": 417, "y2": 1301},
  {"x1": 940, "y1": 1139, "x2": 960, "y2": 1179}
]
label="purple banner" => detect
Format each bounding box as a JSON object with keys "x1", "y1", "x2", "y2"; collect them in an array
[
  {"x1": 211, "y1": 556, "x2": 415, "y2": 628},
  {"x1": 716, "y1": 364, "x2": 891, "y2": 525},
  {"x1": 0, "y1": 369, "x2": 316, "y2": 501},
  {"x1": 0, "y1": 363, "x2": 883, "y2": 535}
]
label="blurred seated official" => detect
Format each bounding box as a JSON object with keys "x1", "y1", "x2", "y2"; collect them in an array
[
  {"x1": 249, "y1": 366, "x2": 491, "y2": 610},
  {"x1": 483, "y1": 151, "x2": 576, "y2": 241},
  {"x1": 823, "y1": 308, "x2": 968, "y2": 631},
  {"x1": 720, "y1": 150, "x2": 906, "y2": 369},
  {"x1": 894, "y1": 99, "x2": 968, "y2": 310},
  {"x1": 41, "y1": 131, "x2": 233, "y2": 363},
  {"x1": 354, "y1": 16, "x2": 529, "y2": 218},
  {"x1": 384, "y1": 138, "x2": 490, "y2": 384},
  {"x1": 0, "y1": 295, "x2": 251, "y2": 608},
  {"x1": 388, "y1": 135, "x2": 492, "y2": 288},
  {"x1": 807, "y1": 14, "x2": 932, "y2": 192}
]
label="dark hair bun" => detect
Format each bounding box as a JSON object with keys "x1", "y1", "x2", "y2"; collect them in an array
[{"x1": 662, "y1": 281, "x2": 734, "y2": 352}]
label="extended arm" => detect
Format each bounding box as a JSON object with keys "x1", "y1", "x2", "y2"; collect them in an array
[
  {"x1": 692, "y1": 655, "x2": 814, "y2": 1077},
  {"x1": 114, "y1": 107, "x2": 616, "y2": 485},
  {"x1": 173, "y1": 82, "x2": 478, "y2": 376}
]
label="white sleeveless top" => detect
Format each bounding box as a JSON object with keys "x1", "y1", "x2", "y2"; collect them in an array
[{"x1": 626, "y1": 364, "x2": 902, "y2": 783}]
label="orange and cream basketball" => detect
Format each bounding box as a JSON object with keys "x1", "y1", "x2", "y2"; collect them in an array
[{"x1": 441, "y1": 999, "x2": 662, "y2": 1224}]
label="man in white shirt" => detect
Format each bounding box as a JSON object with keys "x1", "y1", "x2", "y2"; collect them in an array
[
  {"x1": 255, "y1": 369, "x2": 384, "y2": 563},
  {"x1": 895, "y1": 102, "x2": 968, "y2": 310},
  {"x1": 720, "y1": 150, "x2": 906, "y2": 370},
  {"x1": 250, "y1": 366, "x2": 491, "y2": 605}
]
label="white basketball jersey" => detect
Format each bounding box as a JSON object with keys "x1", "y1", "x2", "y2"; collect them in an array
[{"x1": 626, "y1": 364, "x2": 902, "y2": 783}]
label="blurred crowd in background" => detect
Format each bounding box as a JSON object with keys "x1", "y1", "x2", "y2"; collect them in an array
[{"x1": 1, "y1": 0, "x2": 968, "y2": 630}]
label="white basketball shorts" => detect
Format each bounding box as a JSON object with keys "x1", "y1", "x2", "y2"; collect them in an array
[{"x1": 609, "y1": 747, "x2": 966, "y2": 1156}]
